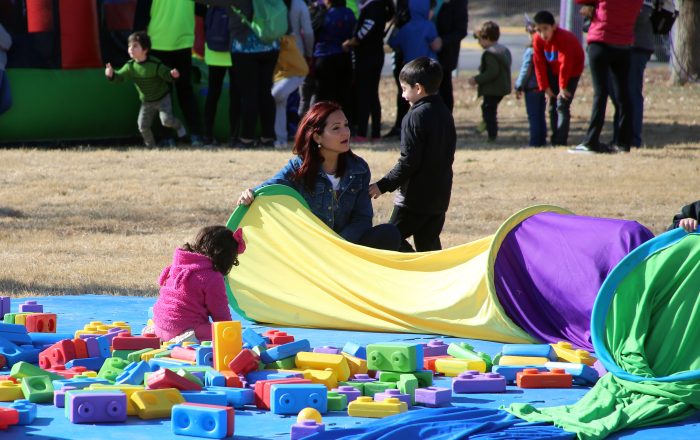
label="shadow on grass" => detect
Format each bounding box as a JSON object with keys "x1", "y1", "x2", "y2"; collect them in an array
[{"x1": 0, "y1": 279, "x2": 156, "y2": 296}]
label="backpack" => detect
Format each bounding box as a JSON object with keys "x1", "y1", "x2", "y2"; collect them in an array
[
  {"x1": 232, "y1": 0, "x2": 289, "y2": 43},
  {"x1": 650, "y1": 0, "x2": 678, "y2": 35},
  {"x1": 205, "y1": 7, "x2": 232, "y2": 52}
]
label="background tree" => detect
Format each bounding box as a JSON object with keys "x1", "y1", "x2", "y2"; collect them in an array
[{"x1": 671, "y1": 0, "x2": 700, "y2": 85}]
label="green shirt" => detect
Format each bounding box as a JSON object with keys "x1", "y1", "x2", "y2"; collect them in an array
[
  {"x1": 148, "y1": 0, "x2": 195, "y2": 51},
  {"x1": 110, "y1": 56, "x2": 173, "y2": 102}
]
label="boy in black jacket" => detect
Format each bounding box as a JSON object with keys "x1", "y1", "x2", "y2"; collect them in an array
[
  {"x1": 670, "y1": 200, "x2": 700, "y2": 232},
  {"x1": 369, "y1": 57, "x2": 456, "y2": 251}
]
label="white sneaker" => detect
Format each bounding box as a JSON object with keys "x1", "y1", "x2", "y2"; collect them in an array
[{"x1": 169, "y1": 329, "x2": 198, "y2": 344}]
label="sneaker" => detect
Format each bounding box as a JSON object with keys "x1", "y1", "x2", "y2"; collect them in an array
[
  {"x1": 609, "y1": 144, "x2": 631, "y2": 154},
  {"x1": 475, "y1": 121, "x2": 487, "y2": 134},
  {"x1": 231, "y1": 138, "x2": 255, "y2": 149},
  {"x1": 568, "y1": 143, "x2": 604, "y2": 154},
  {"x1": 274, "y1": 141, "x2": 289, "y2": 150},
  {"x1": 169, "y1": 329, "x2": 198, "y2": 344},
  {"x1": 258, "y1": 138, "x2": 275, "y2": 148}
]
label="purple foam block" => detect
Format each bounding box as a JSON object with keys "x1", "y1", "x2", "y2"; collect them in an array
[
  {"x1": 374, "y1": 388, "x2": 411, "y2": 407},
  {"x1": 313, "y1": 346, "x2": 341, "y2": 355},
  {"x1": 0, "y1": 296, "x2": 10, "y2": 319},
  {"x1": 422, "y1": 339, "x2": 449, "y2": 357},
  {"x1": 19, "y1": 300, "x2": 43, "y2": 313},
  {"x1": 83, "y1": 336, "x2": 102, "y2": 358},
  {"x1": 55, "y1": 386, "x2": 77, "y2": 408},
  {"x1": 452, "y1": 372, "x2": 506, "y2": 394},
  {"x1": 69, "y1": 392, "x2": 128, "y2": 423},
  {"x1": 415, "y1": 386, "x2": 452, "y2": 407},
  {"x1": 593, "y1": 360, "x2": 608, "y2": 379},
  {"x1": 291, "y1": 420, "x2": 325, "y2": 440},
  {"x1": 350, "y1": 373, "x2": 376, "y2": 383},
  {"x1": 332, "y1": 385, "x2": 361, "y2": 403}
]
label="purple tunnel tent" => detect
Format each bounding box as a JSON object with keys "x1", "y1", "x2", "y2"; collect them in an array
[{"x1": 226, "y1": 187, "x2": 654, "y2": 347}]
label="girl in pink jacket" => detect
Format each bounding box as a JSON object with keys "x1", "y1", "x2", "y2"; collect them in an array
[{"x1": 146, "y1": 225, "x2": 246, "y2": 343}]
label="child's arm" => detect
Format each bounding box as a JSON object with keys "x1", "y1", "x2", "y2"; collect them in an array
[
  {"x1": 374, "y1": 117, "x2": 424, "y2": 195},
  {"x1": 473, "y1": 53, "x2": 500, "y2": 85},
  {"x1": 531, "y1": 36, "x2": 553, "y2": 98},
  {"x1": 514, "y1": 47, "x2": 533, "y2": 92},
  {"x1": 671, "y1": 200, "x2": 700, "y2": 231},
  {"x1": 340, "y1": 171, "x2": 374, "y2": 243},
  {"x1": 204, "y1": 275, "x2": 233, "y2": 322},
  {"x1": 156, "y1": 62, "x2": 177, "y2": 83},
  {"x1": 430, "y1": 36, "x2": 442, "y2": 52},
  {"x1": 105, "y1": 62, "x2": 129, "y2": 83}
]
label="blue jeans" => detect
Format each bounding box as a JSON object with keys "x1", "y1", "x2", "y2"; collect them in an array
[
  {"x1": 524, "y1": 90, "x2": 546, "y2": 146},
  {"x1": 610, "y1": 49, "x2": 651, "y2": 147}
]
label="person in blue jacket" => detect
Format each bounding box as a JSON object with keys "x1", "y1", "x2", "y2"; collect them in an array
[{"x1": 237, "y1": 101, "x2": 400, "y2": 250}]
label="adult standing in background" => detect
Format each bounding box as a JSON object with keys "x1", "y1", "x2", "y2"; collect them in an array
[
  {"x1": 0, "y1": 22, "x2": 12, "y2": 115},
  {"x1": 570, "y1": 0, "x2": 643, "y2": 154},
  {"x1": 434, "y1": 0, "x2": 468, "y2": 112},
  {"x1": 135, "y1": 0, "x2": 205, "y2": 146}
]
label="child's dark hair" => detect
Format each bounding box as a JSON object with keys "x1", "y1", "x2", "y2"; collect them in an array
[
  {"x1": 128, "y1": 31, "x2": 151, "y2": 51},
  {"x1": 474, "y1": 21, "x2": 500, "y2": 42},
  {"x1": 398, "y1": 57, "x2": 443, "y2": 95},
  {"x1": 183, "y1": 225, "x2": 239, "y2": 275},
  {"x1": 533, "y1": 11, "x2": 555, "y2": 26}
]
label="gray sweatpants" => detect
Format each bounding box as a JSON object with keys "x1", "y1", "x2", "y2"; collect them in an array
[{"x1": 138, "y1": 93, "x2": 186, "y2": 147}]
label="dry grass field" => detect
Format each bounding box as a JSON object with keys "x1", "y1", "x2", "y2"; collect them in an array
[{"x1": 1, "y1": 65, "x2": 699, "y2": 297}]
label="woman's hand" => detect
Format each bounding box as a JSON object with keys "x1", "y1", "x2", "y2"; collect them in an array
[
  {"x1": 237, "y1": 189, "x2": 256, "y2": 206},
  {"x1": 679, "y1": 218, "x2": 698, "y2": 233}
]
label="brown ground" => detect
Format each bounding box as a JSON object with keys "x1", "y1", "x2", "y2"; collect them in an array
[{"x1": 1, "y1": 65, "x2": 699, "y2": 296}]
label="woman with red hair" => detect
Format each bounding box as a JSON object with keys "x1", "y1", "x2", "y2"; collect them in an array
[{"x1": 237, "y1": 101, "x2": 400, "y2": 250}]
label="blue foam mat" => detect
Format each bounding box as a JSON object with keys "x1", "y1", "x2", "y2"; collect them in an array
[{"x1": 1, "y1": 295, "x2": 699, "y2": 439}]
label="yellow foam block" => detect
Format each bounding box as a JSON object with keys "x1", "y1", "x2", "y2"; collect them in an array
[
  {"x1": 348, "y1": 396, "x2": 408, "y2": 418},
  {"x1": 498, "y1": 355, "x2": 550, "y2": 366},
  {"x1": 130, "y1": 388, "x2": 184, "y2": 419},
  {"x1": 280, "y1": 369, "x2": 339, "y2": 389},
  {"x1": 295, "y1": 352, "x2": 351, "y2": 382},
  {"x1": 342, "y1": 353, "x2": 368, "y2": 377},
  {"x1": 434, "y1": 358, "x2": 486, "y2": 376},
  {"x1": 89, "y1": 384, "x2": 145, "y2": 416},
  {"x1": 551, "y1": 342, "x2": 597, "y2": 366},
  {"x1": 13, "y1": 313, "x2": 33, "y2": 325},
  {"x1": 0, "y1": 380, "x2": 24, "y2": 401},
  {"x1": 212, "y1": 321, "x2": 242, "y2": 371},
  {"x1": 141, "y1": 348, "x2": 169, "y2": 362}
]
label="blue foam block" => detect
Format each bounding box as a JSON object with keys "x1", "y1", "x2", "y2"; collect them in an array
[
  {"x1": 259, "y1": 339, "x2": 311, "y2": 364},
  {"x1": 242, "y1": 328, "x2": 266, "y2": 348},
  {"x1": 52, "y1": 377, "x2": 111, "y2": 391},
  {"x1": 195, "y1": 346, "x2": 213, "y2": 366},
  {"x1": 180, "y1": 390, "x2": 229, "y2": 406},
  {"x1": 0, "y1": 322, "x2": 32, "y2": 345},
  {"x1": 269, "y1": 383, "x2": 328, "y2": 415},
  {"x1": 205, "y1": 386, "x2": 255, "y2": 408},
  {"x1": 65, "y1": 357, "x2": 107, "y2": 372},
  {"x1": 172, "y1": 404, "x2": 231, "y2": 438},
  {"x1": 342, "y1": 342, "x2": 367, "y2": 359},
  {"x1": 501, "y1": 344, "x2": 557, "y2": 361},
  {"x1": 29, "y1": 332, "x2": 75, "y2": 347},
  {"x1": 205, "y1": 369, "x2": 226, "y2": 387},
  {"x1": 115, "y1": 360, "x2": 151, "y2": 385},
  {"x1": 545, "y1": 362, "x2": 599, "y2": 385}
]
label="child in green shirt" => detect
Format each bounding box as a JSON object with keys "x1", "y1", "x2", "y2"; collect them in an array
[{"x1": 105, "y1": 31, "x2": 186, "y2": 147}]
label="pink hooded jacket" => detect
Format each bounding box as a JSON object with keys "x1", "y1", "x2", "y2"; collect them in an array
[
  {"x1": 577, "y1": 0, "x2": 643, "y2": 46},
  {"x1": 153, "y1": 248, "x2": 232, "y2": 341}
]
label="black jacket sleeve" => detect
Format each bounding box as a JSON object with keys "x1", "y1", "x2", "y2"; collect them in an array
[
  {"x1": 375, "y1": 113, "x2": 424, "y2": 193},
  {"x1": 671, "y1": 200, "x2": 700, "y2": 228},
  {"x1": 133, "y1": 0, "x2": 153, "y2": 32},
  {"x1": 438, "y1": 0, "x2": 468, "y2": 48}
]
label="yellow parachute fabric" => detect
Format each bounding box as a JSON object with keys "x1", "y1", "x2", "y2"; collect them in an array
[{"x1": 225, "y1": 185, "x2": 568, "y2": 343}]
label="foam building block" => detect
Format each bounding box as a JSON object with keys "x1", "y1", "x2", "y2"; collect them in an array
[
  {"x1": 68, "y1": 391, "x2": 128, "y2": 423},
  {"x1": 268, "y1": 331, "x2": 294, "y2": 345},
  {"x1": 0, "y1": 407, "x2": 19, "y2": 429},
  {"x1": 242, "y1": 328, "x2": 266, "y2": 349},
  {"x1": 266, "y1": 357, "x2": 297, "y2": 370},
  {"x1": 212, "y1": 321, "x2": 242, "y2": 371},
  {"x1": 18, "y1": 300, "x2": 43, "y2": 313},
  {"x1": 363, "y1": 381, "x2": 397, "y2": 397},
  {"x1": 204, "y1": 369, "x2": 226, "y2": 387},
  {"x1": 10, "y1": 361, "x2": 61, "y2": 380},
  {"x1": 87, "y1": 384, "x2": 144, "y2": 416},
  {"x1": 0, "y1": 323, "x2": 33, "y2": 345},
  {"x1": 366, "y1": 343, "x2": 423, "y2": 373},
  {"x1": 326, "y1": 391, "x2": 348, "y2": 411},
  {"x1": 245, "y1": 369, "x2": 286, "y2": 384},
  {"x1": 422, "y1": 339, "x2": 449, "y2": 357},
  {"x1": 295, "y1": 352, "x2": 350, "y2": 382},
  {"x1": 349, "y1": 373, "x2": 376, "y2": 383},
  {"x1": 331, "y1": 385, "x2": 361, "y2": 403},
  {"x1": 374, "y1": 388, "x2": 411, "y2": 407},
  {"x1": 65, "y1": 357, "x2": 106, "y2": 372},
  {"x1": 545, "y1": 361, "x2": 599, "y2": 385},
  {"x1": 172, "y1": 403, "x2": 234, "y2": 439},
  {"x1": 452, "y1": 371, "x2": 506, "y2": 393},
  {"x1": 314, "y1": 346, "x2": 341, "y2": 355},
  {"x1": 397, "y1": 374, "x2": 418, "y2": 404},
  {"x1": 205, "y1": 386, "x2": 254, "y2": 408},
  {"x1": 342, "y1": 342, "x2": 366, "y2": 359},
  {"x1": 28, "y1": 332, "x2": 74, "y2": 347},
  {"x1": 497, "y1": 355, "x2": 550, "y2": 366},
  {"x1": 502, "y1": 344, "x2": 557, "y2": 360},
  {"x1": 45, "y1": 365, "x2": 92, "y2": 379},
  {"x1": 341, "y1": 353, "x2": 368, "y2": 377},
  {"x1": 291, "y1": 419, "x2": 325, "y2": 440},
  {"x1": 269, "y1": 383, "x2": 328, "y2": 415},
  {"x1": 0, "y1": 380, "x2": 24, "y2": 401},
  {"x1": 131, "y1": 388, "x2": 185, "y2": 419},
  {"x1": 21, "y1": 375, "x2": 55, "y2": 403},
  {"x1": 147, "y1": 368, "x2": 202, "y2": 391},
  {"x1": 0, "y1": 336, "x2": 40, "y2": 366},
  {"x1": 228, "y1": 348, "x2": 260, "y2": 375},
  {"x1": 196, "y1": 345, "x2": 214, "y2": 366},
  {"x1": 378, "y1": 370, "x2": 433, "y2": 388},
  {"x1": 414, "y1": 386, "x2": 451, "y2": 407},
  {"x1": 516, "y1": 368, "x2": 573, "y2": 388},
  {"x1": 261, "y1": 339, "x2": 311, "y2": 364},
  {"x1": 0, "y1": 297, "x2": 10, "y2": 320},
  {"x1": 171, "y1": 346, "x2": 197, "y2": 363},
  {"x1": 97, "y1": 357, "x2": 130, "y2": 382},
  {"x1": 347, "y1": 396, "x2": 408, "y2": 418},
  {"x1": 52, "y1": 377, "x2": 110, "y2": 391},
  {"x1": 149, "y1": 357, "x2": 193, "y2": 370},
  {"x1": 550, "y1": 342, "x2": 597, "y2": 366},
  {"x1": 115, "y1": 360, "x2": 151, "y2": 385},
  {"x1": 180, "y1": 390, "x2": 228, "y2": 406},
  {"x1": 492, "y1": 365, "x2": 548, "y2": 384},
  {"x1": 25, "y1": 313, "x2": 57, "y2": 333},
  {"x1": 434, "y1": 357, "x2": 486, "y2": 376},
  {"x1": 447, "y1": 342, "x2": 493, "y2": 370},
  {"x1": 54, "y1": 385, "x2": 77, "y2": 408},
  {"x1": 112, "y1": 334, "x2": 161, "y2": 351},
  {"x1": 294, "y1": 368, "x2": 339, "y2": 389},
  {"x1": 255, "y1": 377, "x2": 312, "y2": 409},
  {"x1": 38, "y1": 339, "x2": 76, "y2": 369}
]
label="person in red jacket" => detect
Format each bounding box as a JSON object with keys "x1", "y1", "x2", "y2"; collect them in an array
[
  {"x1": 531, "y1": 10, "x2": 584, "y2": 146},
  {"x1": 570, "y1": 0, "x2": 643, "y2": 154}
]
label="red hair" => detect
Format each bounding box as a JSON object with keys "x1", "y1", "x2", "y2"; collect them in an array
[{"x1": 293, "y1": 101, "x2": 351, "y2": 191}]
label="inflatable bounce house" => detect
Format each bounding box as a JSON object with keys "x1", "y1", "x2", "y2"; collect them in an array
[{"x1": 0, "y1": 0, "x2": 226, "y2": 144}]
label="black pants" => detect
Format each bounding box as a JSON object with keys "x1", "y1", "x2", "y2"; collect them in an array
[
  {"x1": 389, "y1": 206, "x2": 446, "y2": 252},
  {"x1": 357, "y1": 224, "x2": 401, "y2": 251},
  {"x1": 313, "y1": 53, "x2": 353, "y2": 116},
  {"x1": 232, "y1": 50, "x2": 279, "y2": 140},
  {"x1": 582, "y1": 42, "x2": 632, "y2": 148},
  {"x1": 354, "y1": 51, "x2": 384, "y2": 138},
  {"x1": 547, "y1": 71, "x2": 580, "y2": 146},
  {"x1": 204, "y1": 65, "x2": 240, "y2": 141},
  {"x1": 390, "y1": 55, "x2": 409, "y2": 133},
  {"x1": 481, "y1": 95, "x2": 503, "y2": 140},
  {"x1": 439, "y1": 68, "x2": 454, "y2": 112},
  {"x1": 150, "y1": 48, "x2": 202, "y2": 137}
]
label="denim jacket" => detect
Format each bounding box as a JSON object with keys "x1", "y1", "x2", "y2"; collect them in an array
[{"x1": 257, "y1": 154, "x2": 373, "y2": 243}]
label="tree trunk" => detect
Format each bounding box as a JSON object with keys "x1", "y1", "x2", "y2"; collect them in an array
[{"x1": 671, "y1": 0, "x2": 700, "y2": 85}]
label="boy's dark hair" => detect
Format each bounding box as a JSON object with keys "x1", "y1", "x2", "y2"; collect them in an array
[
  {"x1": 398, "y1": 57, "x2": 443, "y2": 95},
  {"x1": 533, "y1": 10, "x2": 555, "y2": 26},
  {"x1": 128, "y1": 31, "x2": 151, "y2": 51},
  {"x1": 474, "y1": 21, "x2": 500, "y2": 42},
  {"x1": 183, "y1": 225, "x2": 239, "y2": 275}
]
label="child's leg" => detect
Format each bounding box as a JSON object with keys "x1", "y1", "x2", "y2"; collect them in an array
[
  {"x1": 481, "y1": 96, "x2": 502, "y2": 140},
  {"x1": 412, "y1": 212, "x2": 446, "y2": 252},
  {"x1": 272, "y1": 77, "x2": 304, "y2": 144},
  {"x1": 158, "y1": 94, "x2": 187, "y2": 139},
  {"x1": 138, "y1": 101, "x2": 159, "y2": 147},
  {"x1": 525, "y1": 91, "x2": 547, "y2": 146},
  {"x1": 204, "y1": 65, "x2": 227, "y2": 141},
  {"x1": 388, "y1": 206, "x2": 424, "y2": 252},
  {"x1": 553, "y1": 76, "x2": 580, "y2": 146}
]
